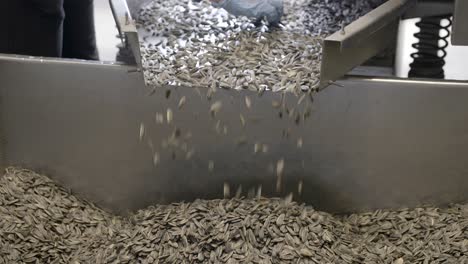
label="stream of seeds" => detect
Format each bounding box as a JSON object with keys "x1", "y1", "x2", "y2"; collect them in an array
[
  {"x1": 138, "y1": 0, "x2": 386, "y2": 91},
  {"x1": 0, "y1": 168, "x2": 466, "y2": 263}
]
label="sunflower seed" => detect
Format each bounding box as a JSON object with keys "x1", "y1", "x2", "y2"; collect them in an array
[
  {"x1": 297, "y1": 93, "x2": 307, "y2": 106},
  {"x1": 297, "y1": 138, "x2": 303, "y2": 148},
  {"x1": 186, "y1": 149, "x2": 195, "y2": 160},
  {"x1": 153, "y1": 152, "x2": 160, "y2": 166},
  {"x1": 223, "y1": 182, "x2": 230, "y2": 198},
  {"x1": 235, "y1": 185, "x2": 242, "y2": 198},
  {"x1": 300, "y1": 248, "x2": 313, "y2": 257},
  {"x1": 256, "y1": 185, "x2": 262, "y2": 199},
  {"x1": 139, "y1": 123, "x2": 145, "y2": 142},
  {"x1": 245, "y1": 96, "x2": 252, "y2": 109},
  {"x1": 155, "y1": 113, "x2": 165, "y2": 124},
  {"x1": 207, "y1": 87, "x2": 215, "y2": 101},
  {"x1": 240, "y1": 114, "x2": 246, "y2": 128},
  {"x1": 276, "y1": 159, "x2": 284, "y2": 192},
  {"x1": 178, "y1": 96, "x2": 186, "y2": 109},
  {"x1": 208, "y1": 160, "x2": 215, "y2": 172},
  {"x1": 166, "y1": 109, "x2": 173, "y2": 123},
  {"x1": 210, "y1": 101, "x2": 223, "y2": 117},
  {"x1": 272, "y1": 101, "x2": 281, "y2": 108},
  {"x1": 254, "y1": 143, "x2": 261, "y2": 154}
]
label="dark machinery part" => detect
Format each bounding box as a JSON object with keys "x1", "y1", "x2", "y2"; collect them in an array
[{"x1": 408, "y1": 15, "x2": 452, "y2": 79}]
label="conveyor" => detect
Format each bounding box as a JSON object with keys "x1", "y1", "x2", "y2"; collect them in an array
[{"x1": 1, "y1": 0, "x2": 467, "y2": 214}]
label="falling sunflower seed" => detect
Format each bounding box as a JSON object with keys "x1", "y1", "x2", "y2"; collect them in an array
[
  {"x1": 223, "y1": 182, "x2": 230, "y2": 198},
  {"x1": 272, "y1": 100, "x2": 281, "y2": 108},
  {"x1": 297, "y1": 93, "x2": 307, "y2": 106},
  {"x1": 297, "y1": 137, "x2": 303, "y2": 148},
  {"x1": 210, "y1": 101, "x2": 222, "y2": 117},
  {"x1": 276, "y1": 159, "x2": 285, "y2": 192},
  {"x1": 245, "y1": 96, "x2": 252, "y2": 109},
  {"x1": 139, "y1": 123, "x2": 145, "y2": 142},
  {"x1": 166, "y1": 108, "x2": 173, "y2": 123},
  {"x1": 208, "y1": 160, "x2": 215, "y2": 172},
  {"x1": 284, "y1": 193, "x2": 293, "y2": 204},
  {"x1": 155, "y1": 113, "x2": 164, "y2": 124},
  {"x1": 178, "y1": 96, "x2": 186, "y2": 109},
  {"x1": 240, "y1": 114, "x2": 246, "y2": 128},
  {"x1": 254, "y1": 143, "x2": 261, "y2": 154},
  {"x1": 262, "y1": 144, "x2": 269, "y2": 153},
  {"x1": 186, "y1": 149, "x2": 195, "y2": 160},
  {"x1": 207, "y1": 87, "x2": 215, "y2": 101},
  {"x1": 298, "y1": 180, "x2": 303, "y2": 195},
  {"x1": 153, "y1": 152, "x2": 160, "y2": 166},
  {"x1": 235, "y1": 185, "x2": 242, "y2": 198},
  {"x1": 214, "y1": 120, "x2": 222, "y2": 134}
]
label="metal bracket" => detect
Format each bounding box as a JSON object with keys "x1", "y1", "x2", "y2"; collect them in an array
[
  {"x1": 319, "y1": 0, "x2": 416, "y2": 89},
  {"x1": 402, "y1": 0, "x2": 454, "y2": 19},
  {"x1": 109, "y1": 0, "x2": 143, "y2": 71}
]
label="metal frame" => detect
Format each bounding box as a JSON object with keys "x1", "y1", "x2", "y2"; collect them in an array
[
  {"x1": 319, "y1": 0, "x2": 414, "y2": 88},
  {"x1": 403, "y1": 0, "x2": 454, "y2": 18},
  {"x1": 109, "y1": 0, "x2": 143, "y2": 70}
]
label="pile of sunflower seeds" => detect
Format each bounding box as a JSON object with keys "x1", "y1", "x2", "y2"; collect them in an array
[
  {"x1": 138, "y1": 0, "x2": 386, "y2": 91},
  {"x1": 1, "y1": 168, "x2": 467, "y2": 263}
]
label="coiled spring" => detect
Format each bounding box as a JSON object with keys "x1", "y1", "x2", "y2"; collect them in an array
[{"x1": 408, "y1": 15, "x2": 452, "y2": 79}]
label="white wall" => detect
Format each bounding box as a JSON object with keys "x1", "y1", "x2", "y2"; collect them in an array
[{"x1": 94, "y1": 0, "x2": 120, "y2": 62}]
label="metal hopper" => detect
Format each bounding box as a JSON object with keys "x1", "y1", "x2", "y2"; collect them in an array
[{"x1": 1, "y1": 0, "x2": 468, "y2": 214}]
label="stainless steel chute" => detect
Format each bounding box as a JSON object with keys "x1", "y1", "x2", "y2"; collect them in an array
[{"x1": 1, "y1": 0, "x2": 468, "y2": 214}]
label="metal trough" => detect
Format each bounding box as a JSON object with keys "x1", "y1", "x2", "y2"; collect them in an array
[{"x1": 1, "y1": 0, "x2": 467, "y2": 214}]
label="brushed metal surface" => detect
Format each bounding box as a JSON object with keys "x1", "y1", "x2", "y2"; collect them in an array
[
  {"x1": 1, "y1": 55, "x2": 468, "y2": 214},
  {"x1": 402, "y1": 0, "x2": 453, "y2": 19},
  {"x1": 452, "y1": 0, "x2": 468, "y2": 46}
]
